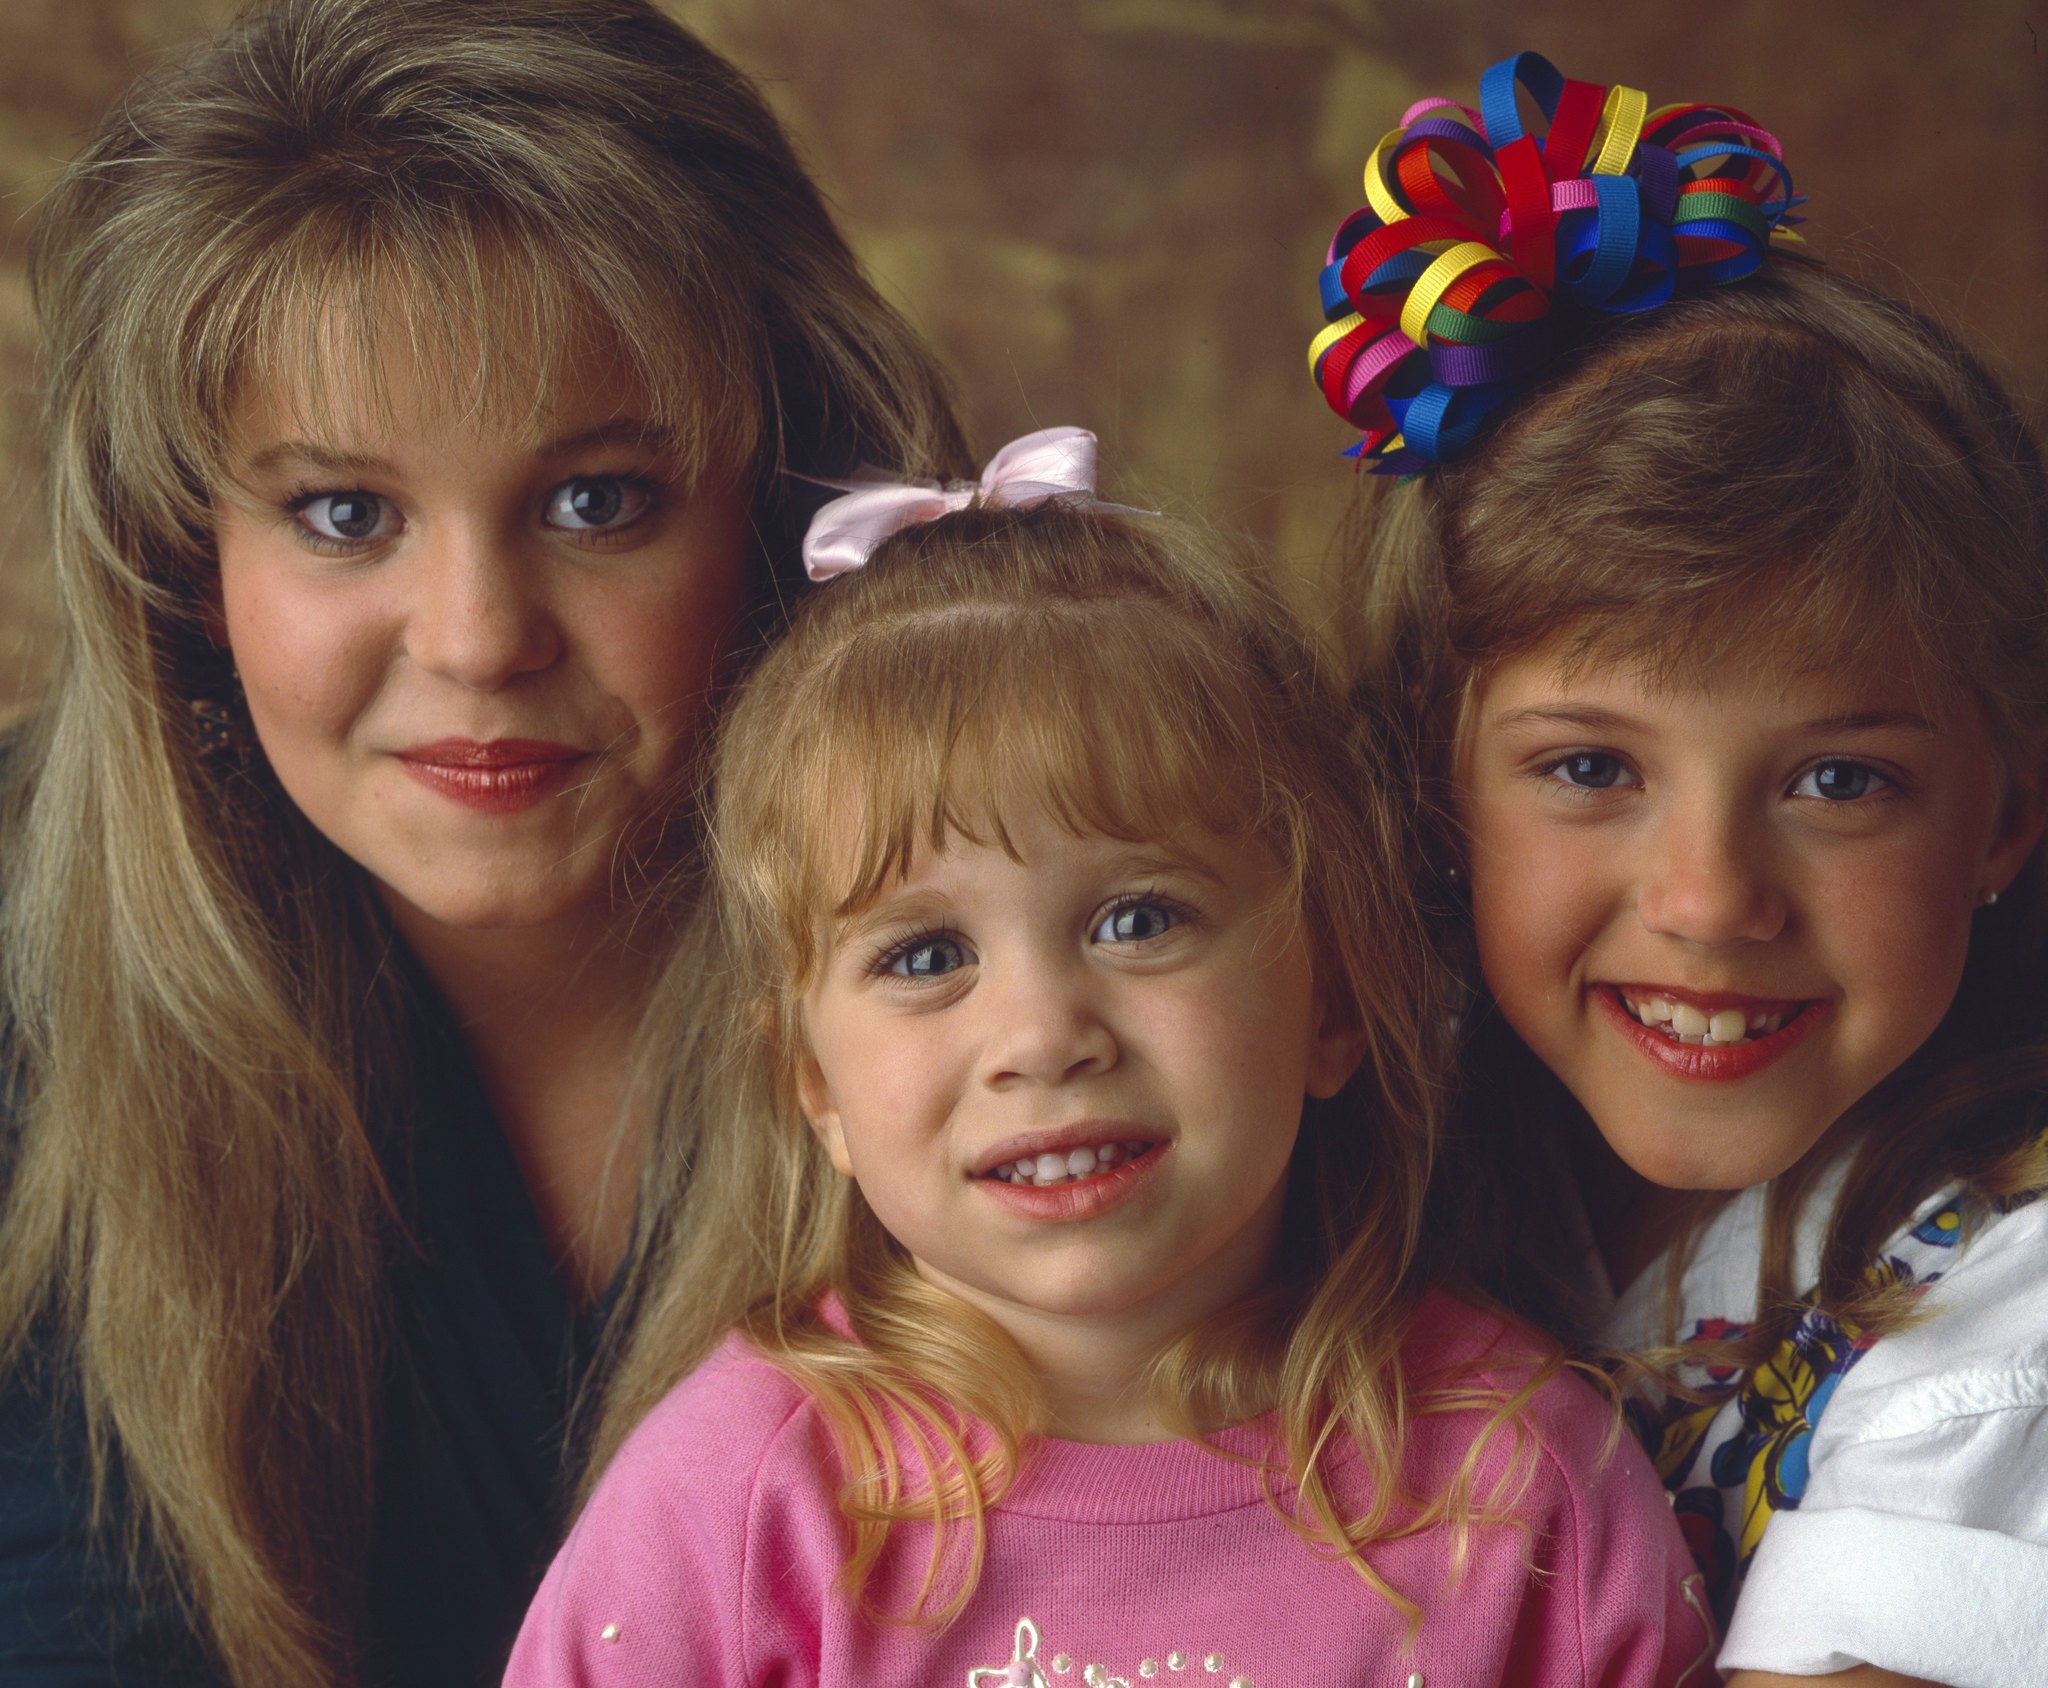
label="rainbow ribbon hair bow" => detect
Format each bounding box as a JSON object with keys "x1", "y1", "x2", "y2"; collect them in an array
[{"x1": 1308, "y1": 50, "x2": 1810, "y2": 475}]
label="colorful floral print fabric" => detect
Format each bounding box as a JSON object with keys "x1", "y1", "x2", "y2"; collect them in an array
[{"x1": 1626, "y1": 1190, "x2": 1974, "y2": 1628}]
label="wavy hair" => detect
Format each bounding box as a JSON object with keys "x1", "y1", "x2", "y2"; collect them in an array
[
  {"x1": 603, "y1": 500, "x2": 1558, "y2": 1628},
  {"x1": 1341, "y1": 261, "x2": 2048, "y2": 1373},
  {"x1": 0, "y1": 2, "x2": 967, "y2": 1683}
]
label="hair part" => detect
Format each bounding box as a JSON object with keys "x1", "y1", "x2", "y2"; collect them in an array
[
  {"x1": 1, "y1": 2, "x2": 967, "y2": 1683},
  {"x1": 602, "y1": 499, "x2": 1558, "y2": 1627}
]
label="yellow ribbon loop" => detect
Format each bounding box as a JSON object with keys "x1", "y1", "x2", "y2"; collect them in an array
[
  {"x1": 1591, "y1": 84, "x2": 1648, "y2": 175},
  {"x1": 1363, "y1": 127, "x2": 1415, "y2": 227},
  {"x1": 1399, "y1": 241, "x2": 1499, "y2": 346},
  {"x1": 1308, "y1": 312, "x2": 1366, "y2": 378}
]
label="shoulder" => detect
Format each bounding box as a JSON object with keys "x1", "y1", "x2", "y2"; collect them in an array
[
  {"x1": 1785, "y1": 1190, "x2": 2048, "y2": 1519},
  {"x1": 1817, "y1": 1189, "x2": 2048, "y2": 1441},
  {"x1": 1401, "y1": 1289, "x2": 1657, "y2": 1521},
  {"x1": 583, "y1": 1331, "x2": 835, "y2": 1536},
  {"x1": 1400, "y1": 1286, "x2": 1572, "y2": 1417},
  {"x1": 1403, "y1": 1284, "x2": 1556, "y2": 1379},
  {"x1": 1719, "y1": 1195, "x2": 2048, "y2": 1685},
  {"x1": 0, "y1": 1359, "x2": 224, "y2": 1683},
  {"x1": 1401, "y1": 1293, "x2": 1716, "y2": 1684},
  {"x1": 504, "y1": 1332, "x2": 843, "y2": 1688}
]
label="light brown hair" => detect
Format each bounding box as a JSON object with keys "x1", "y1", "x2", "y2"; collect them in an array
[
  {"x1": 614, "y1": 499, "x2": 1555, "y2": 1627},
  {"x1": 1343, "y1": 260, "x2": 2048, "y2": 1365},
  {"x1": 0, "y1": 1, "x2": 967, "y2": 1683}
]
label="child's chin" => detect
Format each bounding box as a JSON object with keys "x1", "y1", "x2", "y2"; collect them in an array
[{"x1": 1599, "y1": 1107, "x2": 1837, "y2": 1192}]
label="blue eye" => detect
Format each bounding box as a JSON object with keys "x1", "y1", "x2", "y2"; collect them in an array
[
  {"x1": 886, "y1": 935, "x2": 971, "y2": 977},
  {"x1": 1545, "y1": 752, "x2": 1636, "y2": 790},
  {"x1": 1793, "y1": 761, "x2": 1887, "y2": 802},
  {"x1": 296, "y1": 491, "x2": 396, "y2": 544},
  {"x1": 545, "y1": 476, "x2": 653, "y2": 532},
  {"x1": 1093, "y1": 900, "x2": 1178, "y2": 944}
]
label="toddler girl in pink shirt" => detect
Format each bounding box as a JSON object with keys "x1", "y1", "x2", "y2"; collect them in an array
[{"x1": 504, "y1": 432, "x2": 1713, "y2": 1687}]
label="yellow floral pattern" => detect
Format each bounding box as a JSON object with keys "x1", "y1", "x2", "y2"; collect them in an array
[{"x1": 1627, "y1": 1195, "x2": 1969, "y2": 1626}]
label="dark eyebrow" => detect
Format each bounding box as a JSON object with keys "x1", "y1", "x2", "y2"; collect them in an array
[
  {"x1": 236, "y1": 418, "x2": 685, "y2": 481},
  {"x1": 535, "y1": 418, "x2": 687, "y2": 459},
  {"x1": 1792, "y1": 711, "x2": 1940, "y2": 737},
  {"x1": 240, "y1": 442, "x2": 394, "y2": 479},
  {"x1": 1488, "y1": 706, "x2": 1639, "y2": 734},
  {"x1": 1488, "y1": 704, "x2": 1942, "y2": 737}
]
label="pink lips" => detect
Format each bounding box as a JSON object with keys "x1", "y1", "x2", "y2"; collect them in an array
[
  {"x1": 973, "y1": 1127, "x2": 1167, "y2": 1225},
  {"x1": 1595, "y1": 984, "x2": 1829, "y2": 1083},
  {"x1": 395, "y1": 738, "x2": 587, "y2": 814}
]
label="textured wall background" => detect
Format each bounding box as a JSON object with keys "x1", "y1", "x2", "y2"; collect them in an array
[{"x1": 2, "y1": 0, "x2": 2043, "y2": 716}]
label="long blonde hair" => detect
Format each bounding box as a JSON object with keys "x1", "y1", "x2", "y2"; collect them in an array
[
  {"x1": 605, "y1": 500, "x2": 1554, "y2": 1626},
  {"x1": 0, "y1": 2, "x2": 966, "y2": 1683},
  {"x1": 1343, "y1": 261, "x2": 2048, "y2": 1364}
]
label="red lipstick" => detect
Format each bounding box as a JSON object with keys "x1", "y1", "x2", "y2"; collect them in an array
[
  {"x1": 395, "y1": 739, "x2": 587, "y2": 814},
  {"x1": 1595, "y1": 984, "x2": 1830, "y2": 1083}
]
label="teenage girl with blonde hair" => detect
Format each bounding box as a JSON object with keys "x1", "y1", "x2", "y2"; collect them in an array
[
  {"x1": 0, "y1": 1, "x2": 968, "y2": 1683},
  {"x1": 1313, "y1": 51, "x2": 2048, "y2": 1688},
  {"x1": 505, "y1": 437, "x2": 1713, "y2": 1686}
]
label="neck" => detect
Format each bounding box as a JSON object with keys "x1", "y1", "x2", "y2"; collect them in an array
[
  {"x1": 1563, "y1": 1109, "x2": 1697, "y2": 1296},
  {"x1": 914, "y1": 1201, "x2": 1285, "y2": 1445},
  {"x1": 391, "y1": 898, "x2": 674, "y2": 1304}
]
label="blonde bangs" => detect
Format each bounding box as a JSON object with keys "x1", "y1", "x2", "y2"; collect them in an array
[
  {"x1": 128, "y1": 199, "x2": 764, "y2": 574},
  {"x1": 837, "y1": 601, "x2": 1289, "y2": 891},
  {"x1": 737, "y1": 589, "x2": 1304, "y2": 997}
]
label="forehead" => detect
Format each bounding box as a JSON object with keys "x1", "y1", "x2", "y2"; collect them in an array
[
  {"x1": 225, "y1": 294, "x2": 659, "y2": 461},
  {"x1": 1468, "y1": 631, "x2": 1962, "y2": 738},
  {"x1": 799, "y1": 765, "x2": 1240, "y2": 899},
  {"x1": 820, "y1": 799, "x2": 1287, "y2": 939}
]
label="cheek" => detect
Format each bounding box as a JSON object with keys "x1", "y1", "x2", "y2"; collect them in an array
[
  {"x1": 1154, "y1": 955, "x2": 1319, "y2": 1105},
  {"x1": 591, "y1": 585, "x2": 741, "y2": 728},
  {"x1": 217, "y1": 544, "x2": 388, "y2": 754},
  {"x1": 1809, "y1": 838, "x2": 1976, "y2": 1047},
  {"x1": 808, "y1": 1011, "x2": 954, "y2": 1150},
  {"x1": 592, "y1": 504, "x2": 755, "y2": 733},
  {"x1": 1467, "y1": 824, "x2": 1605, "y2": 1011}
]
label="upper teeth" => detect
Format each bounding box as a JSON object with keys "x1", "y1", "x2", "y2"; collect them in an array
[
  {"x1": 990, "y1": 1142, "x2": 1150, "y2": 1186},
  {"x1": 1621, "y1": 994, "x2": 1788, "y2": 1045}
]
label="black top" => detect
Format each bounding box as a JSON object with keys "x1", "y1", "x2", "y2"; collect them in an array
[{"x1": 0, "y1": 1002, "x2": 602, "y2": 1687}]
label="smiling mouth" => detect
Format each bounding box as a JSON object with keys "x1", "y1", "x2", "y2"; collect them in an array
[
  {"x1": 1612, "y1": 988, "x2": 1810, "y2": 1048},
  {"x1": 982, "y1": 1141, "x2": 1158, "y2": 1188}
]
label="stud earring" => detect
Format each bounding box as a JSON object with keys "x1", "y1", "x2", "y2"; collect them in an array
[
  {"x1": 1980, "y1": 888, "x2": 2001, "y2": 908},
  {"x1": 188, "y1": 689, "x2": 255, "y2": 774}
]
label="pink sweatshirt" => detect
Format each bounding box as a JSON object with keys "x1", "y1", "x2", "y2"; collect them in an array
[{"x1": 505, "y1": 1291, "x2": 1712, "y2": 1687}]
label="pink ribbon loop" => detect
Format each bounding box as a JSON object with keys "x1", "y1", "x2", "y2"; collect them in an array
[{"x1": 800, "y1": 427, "x2": 1140, "y2": 581}]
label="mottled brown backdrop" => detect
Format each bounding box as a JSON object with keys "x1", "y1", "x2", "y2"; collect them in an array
[{"x1": 2, "y1": 0, "x2": 2043, "y2": 716}]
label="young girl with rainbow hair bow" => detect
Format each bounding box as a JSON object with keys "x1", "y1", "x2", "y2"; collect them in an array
[
  {"x1": 503, "y1": 430, "x2": 1713, "y2": 1686},
  {"x1": 1314, "y1": 50, "x2": 2048, "y2": 1688}
]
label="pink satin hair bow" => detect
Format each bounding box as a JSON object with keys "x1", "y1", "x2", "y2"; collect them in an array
[{"x1": 799, "y1": 426, "x2": 1149, "y2": 581}]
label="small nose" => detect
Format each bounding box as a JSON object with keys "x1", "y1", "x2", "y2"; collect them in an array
[
  {"x1": 980, "y1": 954, "x2": 1119, "y2": 1090},
  {"x1": 1635, "y1": 805, "x2": 1788, "y2": 947},
  {"x1": 403, "y1": 524, "x2": 560, "y2": 689}
]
